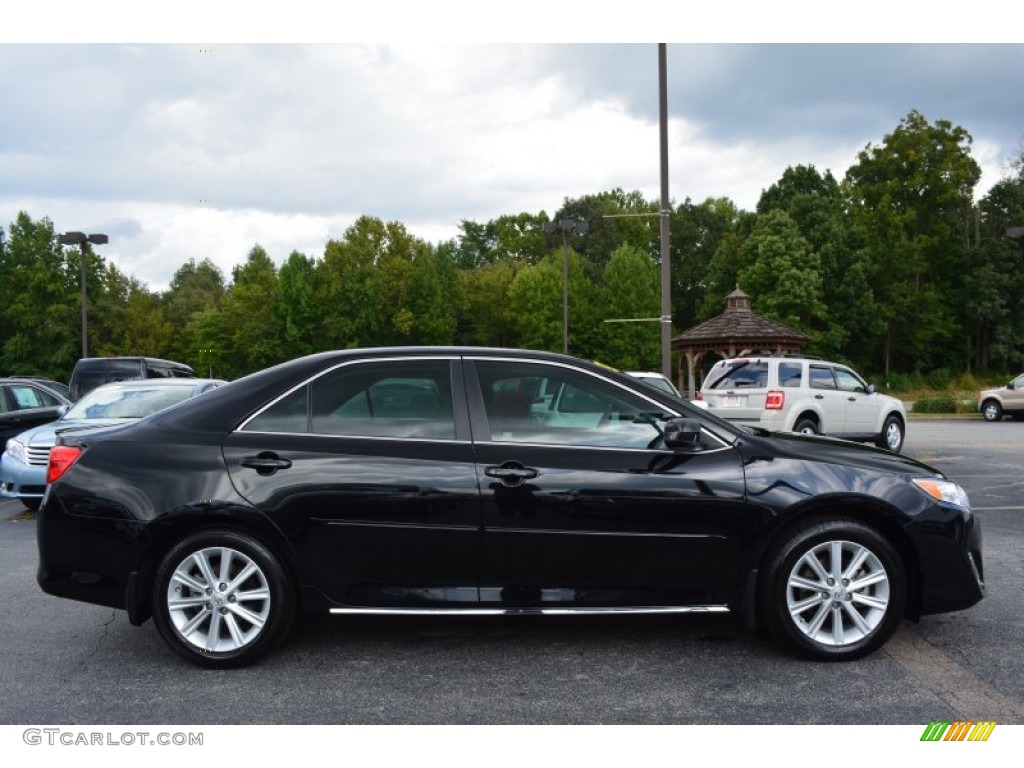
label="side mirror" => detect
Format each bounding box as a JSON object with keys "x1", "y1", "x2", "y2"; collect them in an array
[
  {"x1": 1008, "y1": 382, "x2": 1016, "y2": 390},
  {"x1": 56, "y1": 405, "x2": 70, "y2": 418},
  {"x1": 866, "y1": 384, "x2": 877, "y2": 395},
  {"x1": 663, "y1": 418, "x2": 703, "y2": 451}
]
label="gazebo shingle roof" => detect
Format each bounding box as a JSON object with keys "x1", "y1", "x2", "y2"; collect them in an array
[{"x1": 672, "y1": 288, "x2": 809, "y2": 350}]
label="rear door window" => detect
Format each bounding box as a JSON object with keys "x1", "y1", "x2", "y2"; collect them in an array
[{"x1": 778, "y1": 362, "x2": 803, "y2": 388}]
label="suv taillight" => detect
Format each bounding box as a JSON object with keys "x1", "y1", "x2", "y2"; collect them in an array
[
  {"x1": 47, "y1": 446, "x2": 83, "y2": 484},
  {"x1": 766, "y1": 390, "x2": 785, "y2": 410}
]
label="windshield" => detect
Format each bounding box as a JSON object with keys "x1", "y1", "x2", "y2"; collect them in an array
[{"x1": 64, "y1": 384, "x2": 196, "y2": 420}]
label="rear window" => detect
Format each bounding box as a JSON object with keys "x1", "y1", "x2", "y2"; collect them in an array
[{"x1": 705, "y1": 361, "x2": 769, "y2": 390}]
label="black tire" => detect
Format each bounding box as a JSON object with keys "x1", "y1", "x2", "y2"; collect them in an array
[
  {"x1": 152, "y1": 529, "x2": 295, "y2": 668},
  {"x1": 758, "y1": 518, "x2": 906, "y2": 661},
  {"x1": 876, "y1": 414, "x2": 904, "y2": 452},
  {"x1": 981, "y1": 400, "x2": 1002, "y2": 422},
  {"x1": 793, "y1": 416, "x2": 819, "y2": 435}
]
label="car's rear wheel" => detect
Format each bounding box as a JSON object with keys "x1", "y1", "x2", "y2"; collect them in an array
[
  {"x1": 759, "y1": 518, "x2": 906, "y2": 660},
  {"x1": 981, "y1": 400, "x2": 1003, "y2": 422},
  {"x1": 793, "y1": 417, "x2": 819, "y2": 435},
  {"x1": 876, "y1": 414, "x2": 904, "y2": 452},
  {"x1": 152, "y1": 529, "x2": 294, "y2": 668}
]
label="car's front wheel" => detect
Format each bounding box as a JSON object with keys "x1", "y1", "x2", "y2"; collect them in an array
[
  {"x1": 152, "y1": 529, "x2": 295, "y2": 668},
  {"x1": 759, "y1": 518, "x2": 907, "y2": 660},
  {"x1": 981, "y1": 400, "x2": 1003, "y2": 422},
  {"x1": 876, "y1": 414, "x2": 904, "y2": 452}
]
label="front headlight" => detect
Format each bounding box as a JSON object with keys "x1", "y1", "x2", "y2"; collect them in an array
[
  {"x1": 912, "y1": 478, "x2": 971, "y2": 508},
  {"x1": 5, "y1": 439, "x2": 27, "y2": 465}
]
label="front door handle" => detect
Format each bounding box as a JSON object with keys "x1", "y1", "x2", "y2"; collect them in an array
[
  {"x1": 484, "y1": 462, "x2": 538, "y2": 486},
  {"x1": 240, "y1": 452, "x2": 293, "y2": 476}
]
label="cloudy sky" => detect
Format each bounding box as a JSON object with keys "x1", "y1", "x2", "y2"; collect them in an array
[{"x1": 3, "y1": 3, "x2": 1023, "y2": 291}]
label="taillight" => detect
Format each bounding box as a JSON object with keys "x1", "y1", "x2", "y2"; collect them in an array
[
  {"x1": 766, "y1": 390, "x2": 785, "y2": 410},
  {"x1": 47, "y1": 446, "x2": 83, "y2": 484},
  {"x1": 695, "y1": 392, "x2": 704, "y2": 401}
]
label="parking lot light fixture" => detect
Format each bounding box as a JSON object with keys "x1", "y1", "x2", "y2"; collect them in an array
[
  {"x1": 58, "y1": 231, "x2": 109, "y2": 359},
  {"x1": 542, "y1": 218, "x2": 588, "y2": 354}
]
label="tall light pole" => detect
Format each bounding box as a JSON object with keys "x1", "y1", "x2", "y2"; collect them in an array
[
  {"x1": 542, "y1": 218, "x2": 588, "y2": 354},
  {"x1": 658, "y1": 43, "x2": 673, "y2": 380},
  {"x1": 58, "y1": 231, "x2": 108, "y2": 359}
]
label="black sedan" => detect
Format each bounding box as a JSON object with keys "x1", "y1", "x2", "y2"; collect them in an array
[{"x1": 36, "y1": 347, "x2": 984, "y2": 668}]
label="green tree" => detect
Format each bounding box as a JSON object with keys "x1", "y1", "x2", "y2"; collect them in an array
[
  {"x1": 599, "y1": 245, "x2": 661, "y2": 369},
  {"x1": 509, "y1": 249, "x2": 600, "y2": 357},
  {"x1": 846, "y1": 110, "x2": 981, "y2": 374},
  {"x1": 274, "y1": 250, "x2": 320, "y2": 358},
  {"x1": 0, "y1": 212, "x2": 80, "y2": 378},
  {"x1": 737, "y1": 210, "x2": 828, "y2": 339},
  {"x1": 162, "y1": 257, "x2": 226, "y2": 364},
  {"x1": 218, "y1": 245, "x2": 281, "y2": 376}
]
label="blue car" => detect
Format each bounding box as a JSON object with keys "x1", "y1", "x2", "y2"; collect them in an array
[{"x1": 1, "y1": 378, "x2": 224, "y2": 510}]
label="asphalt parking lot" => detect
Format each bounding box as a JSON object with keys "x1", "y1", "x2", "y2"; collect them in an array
[{"x1": 0, "y1": 419, "x2": 1021, "y2": 725}]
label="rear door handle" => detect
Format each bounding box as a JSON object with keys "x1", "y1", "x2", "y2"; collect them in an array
[
  {"x1": 240, "y1": 453, "x2": 293, "y2": 475},
  {"x1": 484, "y1": 462, "x2": 538, "y2": 486}
]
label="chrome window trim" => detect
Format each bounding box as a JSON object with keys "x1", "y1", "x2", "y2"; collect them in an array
[
  {"x1": 235, "y1": 355, "x2": 461, "y2": 435},
  {"x1": 466, "y1": 355, "x2": 732, "y2": 451}
]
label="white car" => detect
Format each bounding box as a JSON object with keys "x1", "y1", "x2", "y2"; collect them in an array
[
  {"x1": 625, "y1": 371, "x2": 682, "y2": 398},
  {"x1": 700, "y1": 356, "x2": 907, "y2": 452}
]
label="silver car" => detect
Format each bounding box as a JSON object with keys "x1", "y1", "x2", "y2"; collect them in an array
[
  {"x1": 1, "y1": 378, "x2": 224, "y2": 510},
  {"x1": 978, "y1": 373, "x2": 1024, "y2": 422}
]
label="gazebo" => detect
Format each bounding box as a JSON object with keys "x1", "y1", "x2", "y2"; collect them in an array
[{"x1": 672, "y1": 288, "x2": 810, "y2": 397}]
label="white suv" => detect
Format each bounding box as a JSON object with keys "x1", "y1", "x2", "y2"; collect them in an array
[{"x1": 700, "y1": 357, "x2": 907, "y2": 452}]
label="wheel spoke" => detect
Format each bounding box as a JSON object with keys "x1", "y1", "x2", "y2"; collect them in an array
[
  {"x1": 192, "y1": 550, "x2": 217, "y2": 588},
  {"x1": 789, "y1": 593, "x2": 825, "y2": 616},
  {"x1": 178, "y1": 609, "x2": 210, "y2": 639},
  {"x1": 829, "y1": 541, "x2": 844, "y2": 581},
  {"x1": 235, "y1": 587, "x2": 271, "y2": 603},
  {"x1": 171, "y1": 570, "x2": 206, "y2": 593},
  {"x1": 224, "y1": 613, "x2": 246, "y2": 647},
  {"x1": 206, "y1": 608, "x2": 223, "y2": 648},
  {"x1": 801, "y1": 551, "x2": 830, "y2": 583},
  {"x1": 788, "y1": 574, "x2": 824, "y2": 592},
  {"x1": 227, "y1": 602, "x2": 267, "y2": 628},
  {"x1": 168, "y1": 595, "x2": 210, "y2": 610},
  {"x1": 226, "y1": 562, "x2": 258, "y2": 593},
  {"x1": 842, "y1": 602, "x2": 872, "y2": 634},
  {"x1": 218, "y1": 548, "x2": 234, "y2": 585},
  {"x1": 831, "y1": 608, "x2": 845, "y2": 645},
  {"x1": 842, "y1": 548, "x2": 870, "y2": 581},
  {"x1": 851, "y1": 592, "x2": 888, "y2": 611},
  {"x1": 805, "y1": 602, "x2": 831, "y2": 636},
  {"x1": 850, "y1": 571, "x2": 887, "y2": 591}
]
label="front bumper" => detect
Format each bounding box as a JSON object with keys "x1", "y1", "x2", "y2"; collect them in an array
[{"x1": 0, "y1": 452, "x2": 46, "y2": 502}]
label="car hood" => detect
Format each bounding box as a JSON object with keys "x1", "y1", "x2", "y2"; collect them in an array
[
  {"x1": 15, "y1": 418, "x2": 135, "y2": 448},
  {"x1": 979, "y1": 386, "x2": 1008, "y2": 398},
  {"x1": 742, "y1": 429, "x2": 941, "y2": 477}
]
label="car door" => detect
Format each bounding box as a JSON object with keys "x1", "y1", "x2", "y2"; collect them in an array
[
  {"x1": 808, "y1": 365, "x2": 848, "y2": 435},
  {"x1": 223, "y1": 357, "x2": 482, "y2": 607},
  {"x1": 466, "y1": 357, "x2": 758, "y2": 609},
  {"x1": 833, "y1": 367, "x2": 876, "y2": 435},
  {"x1": 0, "y1": 383, "x2": 66, "y2": 448}
]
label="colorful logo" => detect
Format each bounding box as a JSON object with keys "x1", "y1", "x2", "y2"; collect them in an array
[{"x1": 920, "y1": 721, "x2": 996, "y2": 742}]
